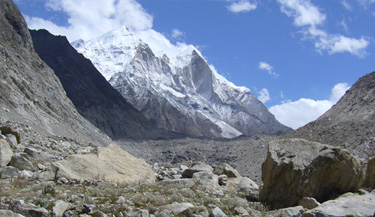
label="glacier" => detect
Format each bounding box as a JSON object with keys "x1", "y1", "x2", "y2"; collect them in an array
[{"x1": 72, "y1": 26, "x2": 291, "y2": 138}]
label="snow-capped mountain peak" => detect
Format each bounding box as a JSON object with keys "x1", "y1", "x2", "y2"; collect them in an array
[{"x1": 73, "y1": 26, "x2": 291, "y2": 138}]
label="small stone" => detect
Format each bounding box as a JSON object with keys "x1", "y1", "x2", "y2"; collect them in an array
[
  {"x1": 57, "y1": 177, "x2": 68, "y2": 184},
  {"x1": 161, "y1": 202, "x2": 194, "y2": 215},
  {"x1": 52, "y1": 200, "x2": 71, "y2": 217},
  {"x1": 116, "y1": 196, "x2": 126, "y2": 204},
  {"x1": 180, "y1": 165, "x2": 189, "y2": 171},
  {"x1": 37, "y1": 170, "x2": 55, "y2": 182},
  {"x1": 92, "y1": 210, "x2": 107, "y2": 217},
  {"x1": 213, "y1": 189, "x2": 224, "y2": 197},
  {"x1": 127, "y1": 208, "x2": 149, "y2": 217},
  {"x1": 37, "y1": 163, "x2": 46, "y2": 170},
  {"x1": 0, "y1": 209, "x2": 25, "y2": 217},
  {"x1": 24, "y1": 147, "x2": 40, "y2": 158},
  {"x1": 10, "y1": 153, "x2": 34, "y2": 171},
  {"x1": 27, "y1": 207, "x2": 49, "y2": 217},
  {"x1": 1, "y1": 166, "x2": 19, "y2": 178},
  {"x1": 193, "y1": 171, "x2": 219, "y2": 188},
  {"x1": 218, "y1": 175, "x2": 228, "y2": 186},
  {"x1": 81, "y1": 204, "x2": 93, "y2": 215},
  {"x1": 211, "y1": 207, "x2": 227, "y2": 217},
  {"x1": 5, "y1": 134, "x2": 18, "y2": 148},
  {"x1": 298, "y1": 197, "x2": 320, "y2": 210},
  {"x1": 234, "y1": 207, "x2": 249, "y2": 216},
  {"x1": 19, "y1": 170, "x2": 33, "y2": 178},
  {"x1": 266, "y1": 206, "x2": 304, "y2": 217},
  {"x1": 181, "y1": 163, "x2": 213, "y2": 178},
  {"x1": 222, "y1": 163, "x2": 242, "y2": 178},
  {"x1": 0, "y1": 139, "x2": 13, "y2": 167}
]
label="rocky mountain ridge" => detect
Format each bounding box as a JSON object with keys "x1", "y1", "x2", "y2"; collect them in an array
[
  {"x1": 288, "y1": 71, "x2": 375, "y2": 159},
  {"x1": 74, "y1": 26, "x2": 292, "y2": 138},
  {"x1": 0, "y1": 0, "x2": 110, "y2": 146}
]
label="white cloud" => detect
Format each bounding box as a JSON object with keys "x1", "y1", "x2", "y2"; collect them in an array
[
  {"x1": 25, "y1": 0, "x2": 153, "y2": 42},
  {"x1": 258, "y1": 62, "x2": 280, "y2": 78},
  {"x1": 171, "y1": 29, "x2": 184, "y2": 40},
  {"x1": 277, "y1": 0, "x2": 370, "y2": 57},
  {"x1": 258, "y1": 88, "x2": 271, "y2": 103},
  {"x1": 341, "y1": 0, "x2": 353, "y2": 11},
  {"x1": 269, "y1": 83, "x2": 350, "y2": 129},
  {"x1": 278, "y1": 0, "x2": 326, "y2": 27},
  {"x1": 316, "y1": 35, "x2": 369, "y2": 57},
  {"x1": 227, "y1": 0, "x2": 257, "y2": 13}
]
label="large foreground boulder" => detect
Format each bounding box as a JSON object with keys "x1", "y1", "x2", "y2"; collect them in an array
[
  {"x1": 53, "y1": 144, "x2": 155, "y2": 184},
  {"x1": 260, "y1": 138, "x2": 365, "y2": 209}
]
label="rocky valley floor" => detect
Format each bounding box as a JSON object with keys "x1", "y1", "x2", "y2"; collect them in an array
[{"x1": 117, "y1": 135, "x2": 276, "y2": 183}]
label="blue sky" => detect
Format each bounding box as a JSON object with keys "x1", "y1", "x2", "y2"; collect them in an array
[{"x1": 15, "y1": 0, "x2": 375, "y2": 129}]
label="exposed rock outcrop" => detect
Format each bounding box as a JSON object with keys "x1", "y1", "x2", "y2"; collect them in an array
[
  {"x1": 260, "y1": 138, "x2": 365, "y2": 209},
  {"x1": 0, "y1": 0, "x2": 110, "y2": 146},
  {"x1": 53, "y1": 144, "x2": 155, "y2": 184},
  {"x1": 288, "y1": 72, "x2": 375, "y2": 159}
]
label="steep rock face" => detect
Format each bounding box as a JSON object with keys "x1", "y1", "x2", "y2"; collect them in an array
[
  {"x1": 0, "y1": 0, "x2": 109, "y2": 145},
  {"x1": 260, "y1": 138, "x2": 365, "y2": 209},
  {"x1": 288, "y1": 72, "x2": 375, "y2": 159},
  {"x1": 30, "y1": 29, "x2": 176, "y2": 140},
  {"x1": 74, "y1": 26, "x2": 291, "y2": 138}
]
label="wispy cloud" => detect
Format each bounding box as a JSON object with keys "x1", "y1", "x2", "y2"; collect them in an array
[
  {"x1": 171, "y1": 29, "x2": 183, "y2": 39},
  {"x1": 341, "y1": 0, "x2": 353, "y2": 11},
  {"x1": 259, "y1": 62, "x2": 280, "y2": 78},
  {"x1": 25, "y1": 0, "x2": 154, "y2": 42},
  {"x1": 357, "y1": 0, "x2": 375, "y2": 8},
  {"x1": 258, "y1": 88, "x2": 271, "y2": 103},
  {"x1": 227, "y1": 0, "x2": 257, "y2": 13},
  {"x1": 277, "y1": 0, "x2": 370, "y2": 57},
  {"x1": 269, "y1": 83, "x2": 350, "y2": 129}
]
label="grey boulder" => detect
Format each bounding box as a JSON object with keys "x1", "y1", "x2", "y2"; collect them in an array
[
  {"x1": 0, "y1": 139, "x2": 13, "y2": 167},
  {"x1": 260, "y1": 139, "x2": 365, "y2": 209},
  {"x1": 303, "y1": 191, "x2": 375, "y2": 217}
]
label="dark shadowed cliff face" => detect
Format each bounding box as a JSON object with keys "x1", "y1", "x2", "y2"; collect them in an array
[
  {"x1": 288, "y1": 72, "x2": 375, "y2": 159},
  {"x1": 0, "y1": 0, "x2": 110, "y2": 145},
  {"x1": 30, "y1": 29, "x2": 178, "y2": 140}
]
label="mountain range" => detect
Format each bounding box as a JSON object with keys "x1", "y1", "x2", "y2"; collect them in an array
[
  {"x1": 73, "y1": 26, "x2": 292, "y2": 138},
  {"x1": 30, "y1": 29, "x2": 178, "y2": 140}
]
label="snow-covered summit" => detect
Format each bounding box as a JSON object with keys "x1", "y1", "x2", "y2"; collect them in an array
[{"x1": 73, "y1": 26, "x2": 291, "y2": 138}]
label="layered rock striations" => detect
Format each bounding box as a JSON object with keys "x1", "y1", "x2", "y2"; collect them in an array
[
  {"x1": 288, "y1": 72, "x2": 375, "y2": 159},
  {"x1": 74, "y1": 26, "x2": 292, "y2": 138},
  {"x1": 0, "y1": 0, "x2": 109, "y2": 146},
  {"x1": 30, "y1": 29, "x2": 177, "y2": 140}
]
